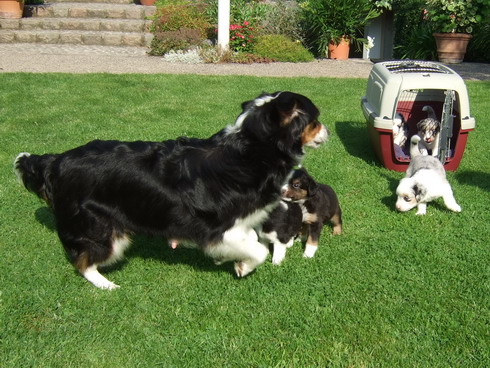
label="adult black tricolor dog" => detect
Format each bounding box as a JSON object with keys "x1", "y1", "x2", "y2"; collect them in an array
[{"x1": 15, "y1": 91, "x2": 328, "y2": 290}]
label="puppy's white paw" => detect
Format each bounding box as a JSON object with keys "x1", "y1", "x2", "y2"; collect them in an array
[
  {"x1": 272, "y1": 253, "x2": 285, "y2": 265},
  {"x1": 450, "y1": 204, "x2": 462, "y2": 213},
  {"x1": 303, "y1": 243, "x2": 318, "y2": 258}
]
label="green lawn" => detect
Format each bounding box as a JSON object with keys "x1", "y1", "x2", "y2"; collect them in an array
[{"x1": 1, "y1": 73, "x2": 489, "y2": 367}]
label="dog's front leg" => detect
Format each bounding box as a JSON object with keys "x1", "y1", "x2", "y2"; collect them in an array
[
  {"x1": 206, "y1": 226, "x2": 269, "y2": 277},
  {"x1": 272, "y1": 243, "x2": 287, "y2": 265},
  {"x1": 416, "y1": 203, "x2": 427, "y2": 215}
]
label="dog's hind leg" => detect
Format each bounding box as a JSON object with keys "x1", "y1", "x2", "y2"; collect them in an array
[
  {"x1": 442, "y1": 187, "x2": 461, "y2": 213},
  {"x1": 66, "y1": 234, "x2": 130, "y2": 290},
  {"x1": 330, "y1": 212, "x2": 343, "y2": 235},
  {"x1": 57, "y1": 209, "x2": 130, "y2": 289},
  {"x1": 206, "y1": 226, "x2": 269, "y2": 277}
]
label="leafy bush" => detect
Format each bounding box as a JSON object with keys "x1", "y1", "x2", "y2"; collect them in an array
[
  {"x1": 150, "y1": 0, "x2": 212, "y2": 55},
  {"x1": 467, "y1": 18, "x2": 490, "y2": 62},
  {"x1": 393, "y1": 23, "x2": 437, "y2": 60},
  {"x1": 203, "y1": 0, "x2": 270, "y2": 26},
  {"x1": 259, "y1": 0, "x2": 305, "y2": 43},
  {"x1": 299, "y1": 0, "x2": 380, "y2": 56},
  {"x1": 149, "y1": 28, "x2": 203, "y2": 56},
  {"x1": 253, "y1": 34, "x2": 314, "y2": 62},
  {"x1": 392, "y1": 0, "x2": 430, "y2": 59}
]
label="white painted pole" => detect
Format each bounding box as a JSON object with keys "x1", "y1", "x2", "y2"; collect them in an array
[{"x1": 217, "y1": 0, "x2": 230, "y2": 50}]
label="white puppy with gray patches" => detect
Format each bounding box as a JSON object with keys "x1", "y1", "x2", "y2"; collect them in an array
[
  {"x1": 396, "y1": 135, "x2": 461, "y2": 215},
  {"x1": 416, "y1": 105, "x2": 440, "y2": 156}
]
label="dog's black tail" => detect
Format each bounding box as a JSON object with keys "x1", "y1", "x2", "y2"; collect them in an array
[{"x1": 14, "y1": 152, "x2": 57, "y2": 204}]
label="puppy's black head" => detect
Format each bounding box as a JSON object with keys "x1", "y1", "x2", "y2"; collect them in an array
[
  {"x1": 282, "y1": 168, "x2": 318, "y2": 202},
  {"x1": 235, "y1": 92, "x2": 328, "y2": 154}
]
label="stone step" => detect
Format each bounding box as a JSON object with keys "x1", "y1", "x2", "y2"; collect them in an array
[
  {"x1": 47, "y1": 0, "x2": 136, "y2": 4},
  {"x1": 0, "y1": 29, "x2": 153, "y2": 47},
  {"x1": 23, "y1": 3, "x2": 156, "y2": 20},
  {"x1": 1, "y1": 17, "x2": 151, "y2": 33}
]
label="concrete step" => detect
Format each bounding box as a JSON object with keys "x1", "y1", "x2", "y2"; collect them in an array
[
  {"x1": 47, "y1": 0, "x2": 136, "y2": 4},
  {"x1": 1, "y1": 17, "x2": 151, "y2": 33},
  {"x1": 23, "y1": 3, "x2": 156, "y2": 20},
  {"x1": 0, "y1": 2, "x2": 155, "y2": 49},
  {"x1": 0, "y1": 29, "x2": 153, "y2": 47}
]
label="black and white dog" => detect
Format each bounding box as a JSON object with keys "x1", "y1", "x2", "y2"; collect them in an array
[
  {"x1": 14, "y1": 92, "x2": 328, "y2": 289},
  {"x1": 260, "y1": 168, "x2": 342, "y2": 264},
  {"x1": 396, "y1": 135, "x2": 461, "y2": 215}
]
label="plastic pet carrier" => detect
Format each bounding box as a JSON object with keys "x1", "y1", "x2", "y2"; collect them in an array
[{"x1": 361, "y1": 60, "x2": 475, "y2": 171}]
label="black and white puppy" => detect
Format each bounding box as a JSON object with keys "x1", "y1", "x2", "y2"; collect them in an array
[
  {"x1": 260, "y1": 168, "x2": 342, "y2": 264},
  {"x1": 259, "y1": 200, "x2": 304, "y2": 265},
  {"x1": 416, "y1": 105, "x2": 440, "y2": 156},
  {"x1": 14, "y1": 91, "x2": 328, "y2": 289},
  {"x1": 396, "y1": 135, "x2": 461, "y2": 215}
]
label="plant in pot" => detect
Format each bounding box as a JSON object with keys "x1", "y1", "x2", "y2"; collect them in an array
[
  {"x1": 426, "y1": 0, "x2": 487, "y2": 63},
  {"x1": 299, "y1": 0, "x2": 380, "y2": 59},
  {"x1": 0, "y1": 0, "x2": 24, "y2": 19}
]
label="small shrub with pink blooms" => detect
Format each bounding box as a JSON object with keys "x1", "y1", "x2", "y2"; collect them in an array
[{"x1": 229, "y1": 21, "x2": 256, "y2": 53}]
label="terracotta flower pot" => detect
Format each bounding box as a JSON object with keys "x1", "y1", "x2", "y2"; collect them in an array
[
  {"x1": 433, "y1": 32, "x2": 472, "y2": 64},
  {"x1": 139, "y1": 0, "x2": 156, "y2": 5},
  {"x1": 0, "y1": 0, "x2": 24, "y2": 19},
  {"x1": 328, "y1": 37, "x2": 350, "y2": 60}
]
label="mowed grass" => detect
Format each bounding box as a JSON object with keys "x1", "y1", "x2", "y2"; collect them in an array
[{"x1": 0, "y1": 73, "x2": 489, "y2": 367}]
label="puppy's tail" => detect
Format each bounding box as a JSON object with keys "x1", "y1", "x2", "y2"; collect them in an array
[
  {"x1": 422, "y1": 105, "x2": 436, "y2": 120},
  {"x1": 409, "y1": 135, "x2": 422, "y2": 158},
  {"x1": 14, "y1": 152, "x2": 57, "y2": 204}
]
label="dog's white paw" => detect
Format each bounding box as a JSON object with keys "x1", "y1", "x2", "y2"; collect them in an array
[
  {"x1": 99, "y1": 281, "x2": 120, "y2": 290},
  {"x1": 234, "y1": 261, "x2": 254, "y2": 277},
  {"x1": 83, "y1": 266, "x2": 120, "y2": 290},
  {"x1": 450, "y1": 204, "x2": 462, "y2": 213},
  {"x1": 272, "y1": 253, "x2": 285, "y2": 265},
  {"x1": 303, "y1": 243, "x2": 318, "y2": 258}
]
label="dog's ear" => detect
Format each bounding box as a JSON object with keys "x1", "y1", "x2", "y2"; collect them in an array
[
  {"x1": 307, "y1": 177, "x2": 318, "y2": 196},
  {"x1": 416, "y1": 120, "x2": 423, "y2": 130},
  {"x1": 413, "y1": 184, "x2": 426, "y2": 201},
  {"x1": 275, "y1": 92, "x2": 318, "y2": 126},
  {"x1": 296, "y1": 168, "x2": 318, "y2": 196}
]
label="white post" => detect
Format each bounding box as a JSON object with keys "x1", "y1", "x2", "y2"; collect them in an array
[{"x1": 217, "y1": 0, "x2": 230, "y2": 51}]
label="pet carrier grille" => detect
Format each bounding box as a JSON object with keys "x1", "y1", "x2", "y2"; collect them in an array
[
  {"x1": 384, "y1": 61, "x2": 450, "y2": 75},
  {"x1": 439, "y1": 90, "x2": 455, "y2": 162}
]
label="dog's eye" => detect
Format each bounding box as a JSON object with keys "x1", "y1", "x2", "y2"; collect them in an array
[
  {"x1": 403, "y1": 196, "x2": 411, "y2": 202},
  {"x1": 293, "y1": 183, "x2": 300, "y2": 189}
]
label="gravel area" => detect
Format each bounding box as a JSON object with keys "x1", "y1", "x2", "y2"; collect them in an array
[{"x1": 0, "y1": 43, "x2": 489, "y2": 80}]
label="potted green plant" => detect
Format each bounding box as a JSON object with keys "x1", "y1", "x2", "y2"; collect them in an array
[
  {"x1": 299, "y1": 0, "x2": 380, "y2": 59},
  {"x1": 426, "y1": 0, "x2": 486, "y2": 63}
]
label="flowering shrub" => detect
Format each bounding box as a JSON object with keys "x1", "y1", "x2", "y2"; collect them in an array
[
  {"x1": 229, "y1": 21, "x2": 256, "y2": 53},
  {"x1": 426, "y1": 0, "x2": 484, "y2": 34}
]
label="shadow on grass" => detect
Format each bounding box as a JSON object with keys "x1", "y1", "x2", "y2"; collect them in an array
[
  {"x1": 455, "y1": 170, "x2": 490, "y2": 192},
  {"x1": 34, "y1": 206, "x2": 233, "y2": 276},
  {"x1": 378, "y1": 172, "x2": 399, "y2": 212},
  {"x1": 335, "y1": 121, "x2": 381, "y2": 168}
]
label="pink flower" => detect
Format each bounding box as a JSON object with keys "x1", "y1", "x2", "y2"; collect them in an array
[{"x1": 243, "y1": 21, "x2": 249, "y2": 26}]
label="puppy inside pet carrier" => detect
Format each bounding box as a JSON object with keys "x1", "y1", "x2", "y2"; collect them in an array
[{"x1": 361, "y1": 60, "x2": 476, "y2": 172}]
